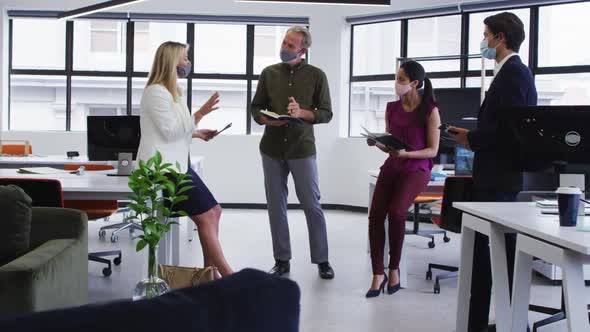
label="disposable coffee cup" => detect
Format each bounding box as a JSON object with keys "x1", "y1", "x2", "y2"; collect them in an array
[{"x1": 556, "y1": 187, "x2": 582, "y2": 227}]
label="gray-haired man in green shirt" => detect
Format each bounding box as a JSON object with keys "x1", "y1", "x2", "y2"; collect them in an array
[{"x1": 251, "y1": 26, "x2": 334, "y2": 280}]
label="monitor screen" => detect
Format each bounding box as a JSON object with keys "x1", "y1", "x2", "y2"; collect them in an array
[
  {"x1": 454, "y1": 145, "x2": 474, "y2": 175},
  {"x1": 502, "y1": 106, "x2": 590, "y2": 170},
  {"x1": 436, "y1": 88, "x2": 481, "y2": 130},
  {"x1": 435, "y1": 88, "x2": 481, "y2": 156},
  {"x1": 87, "y1": 116, "x2": 140, "y2": 161}
]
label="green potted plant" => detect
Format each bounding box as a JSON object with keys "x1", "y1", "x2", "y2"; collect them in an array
[{"x1": 125, "y1": 151, "x2": 193, "y2": 300}]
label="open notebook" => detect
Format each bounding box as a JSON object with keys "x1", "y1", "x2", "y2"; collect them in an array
[
  {"x1": 360, "y1": 126, "x2": 411, "y2": 151},
  {"x1": 260, "y1": 110, "x2": 303, "y2": 124}
]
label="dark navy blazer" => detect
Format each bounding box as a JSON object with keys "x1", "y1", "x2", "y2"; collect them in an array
[{"x1": 468, "y1": 55, "x2": 538, "y2": 192}]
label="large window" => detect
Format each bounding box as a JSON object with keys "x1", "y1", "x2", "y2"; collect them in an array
[
  {"x1": 194, "y1": 24, "x2": 247, "y2": 74},
  {"x1": 349, "y1": 2, "x2": 590, "y2": 137},
  {"x1": 350, "y1": 15, "x2": 462, "y2": 136},
  {"x1": 468, "y1": 9, "x2": 530, "y2": 71},
  {"x1": 538, "y1": 2, "x2": 590, "y2": 67},
  {"x1": 350, "y1": 81, "x2": 393, "y2": 136},
  {"x1": 192, "y1": 80, "x2": 248, "y2": 135},
  {"x1": 8, "y1": 16, "x2": 296, "y2": 133},
  {"x1": 536, "y1": 74, "x2": 590, "y2": 106},
  {"x1": 12, "y1": 19, "x2": 65, "y2": 70},
  {"x1": 70, "y1": 77, "x2": 128, "y2": 131},
  {"x1": 408, "y1": 15, "x2": 461, "y2": 73},
  {"x1": 133, "y1": 22, "x2": 187, "y2": 72},
  {"x1": 352, "y1": 21, "x2": 401, "y2": 76},
  {"x1": 75, "y1": 20, "x2": 127, "y2": 71},
  {"x1": 9, "y1": 75, "x2": 67, "y2": 131},
  {"x1": 254, "y1": 25, "x2": 290, "y2": 74},
  {"x1": 537, "y1": 2, "x2": 590, "y2": 105}
]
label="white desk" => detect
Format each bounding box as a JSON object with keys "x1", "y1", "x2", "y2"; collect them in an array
[
  {"x1": 453, "y1": 202, "x2": 590, "y2": 332},
  {"x1": 367, "y1": 169, "x2": 450, "y2": 288},
  {"x1": 0, "y1": 156, "x2": 204, "y2": 266},
  {"x1": 0, "y1": 155, "x2": 108, "y2": 168}
]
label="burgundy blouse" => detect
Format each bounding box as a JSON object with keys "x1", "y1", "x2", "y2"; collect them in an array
[{"x1": 380, "y1": 100, "x2": 435, "y2": 173}]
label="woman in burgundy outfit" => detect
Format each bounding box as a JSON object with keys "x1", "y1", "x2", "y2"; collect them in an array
[{"x1": 365, "y1": 60, "x2": 441, "y2": 298}]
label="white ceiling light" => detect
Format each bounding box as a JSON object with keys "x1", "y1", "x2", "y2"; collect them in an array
[{"x1": 58, "y1": 0, "x2": 147, "y2": 20}]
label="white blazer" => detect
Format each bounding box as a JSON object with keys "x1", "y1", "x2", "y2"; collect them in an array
[{"x1": 136, "y1": 84, "x2": 194, "y2": 173}]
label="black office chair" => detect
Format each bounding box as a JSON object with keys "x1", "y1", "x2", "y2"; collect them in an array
[
  {"x1": 425, "y1": 176, "x2": 473, "y2": 294},
  {"x1": 0, "y1": 178, "x2": 122, "y2": 277}
]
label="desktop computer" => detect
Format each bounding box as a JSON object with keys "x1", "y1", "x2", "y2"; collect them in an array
[
  {"x1": 87, "y1": 116, "x2": 140, "y2": 176},
  {"x1": 503, "y1": 105, "x2": 590, "y2": 282},
  {"x1": 434, "y1": 88, "x2": 481, "y2": 164}
]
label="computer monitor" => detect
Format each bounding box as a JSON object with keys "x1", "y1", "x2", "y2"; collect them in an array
[
  {"x1": 434, "y1": 88, "x2": 481, "y2": 162},
  {"x1": 502, "y1": 106, "x2": 590, "y2": 196},
  {"x1": 502, "y1": 106, "x2": 590, "y2": 171},
  {"x1": 436, "y1": 88, "x2": 481, "y2": 130},
  {"x1": 454, "y1": 145, "x2": 474, "y2": 175},
  {"x1": 87, "y1": 116, "x2": 140, "y2": 161}
]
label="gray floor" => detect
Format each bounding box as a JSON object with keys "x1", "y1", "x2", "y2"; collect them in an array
[{"x1": 88, "y1": 209, "x2": 589, "y2": 331}]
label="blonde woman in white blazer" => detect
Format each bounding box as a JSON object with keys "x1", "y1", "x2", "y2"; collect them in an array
[{"x1": 137, "y1": 41, "x2": 233, "y2": 277}]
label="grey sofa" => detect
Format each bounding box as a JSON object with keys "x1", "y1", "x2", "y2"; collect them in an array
[{"x1": 0, "y1": 185, "x2": 88, "y2": 317}]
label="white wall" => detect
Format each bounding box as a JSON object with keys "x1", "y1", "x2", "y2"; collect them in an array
[{"x1": 0, "y1": 0, "x2": 471, "y2": 207}]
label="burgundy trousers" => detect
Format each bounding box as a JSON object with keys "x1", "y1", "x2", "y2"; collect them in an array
[{"x1": 368, "y1": 169, "x2": 431, "y2": 275}]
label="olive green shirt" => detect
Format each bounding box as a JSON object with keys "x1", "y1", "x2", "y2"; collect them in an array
[{"x1": 251, "y1": 61, "x2": 332, "y2": 160}]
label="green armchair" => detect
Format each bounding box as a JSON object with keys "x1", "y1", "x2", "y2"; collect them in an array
[{"x1": 0, "y1": 194, "x2": 88, "y2": 317}]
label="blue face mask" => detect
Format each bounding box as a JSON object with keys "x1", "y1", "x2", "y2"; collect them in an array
[
  {"x1": 480, "y1": 35, "x2": 499, "y2": 60},
  {"x1": 177, "y1": 62, "x2": 192, "y2": 78},
  {"x1": 280, "y1": 48, "x2": 303, "y2": 63}
]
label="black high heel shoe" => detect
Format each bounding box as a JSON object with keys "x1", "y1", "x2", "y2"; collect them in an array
[
  {"x1": 387, "y1": 269, "x2": 401, "y2": 295},
  {"x1": 365, "y1": 275, "x2": 388, "y2": 298},
  {"x1": 387, "y1": 283, "x2": 401, "y2": 295}
]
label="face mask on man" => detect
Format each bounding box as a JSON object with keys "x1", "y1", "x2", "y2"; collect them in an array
[
  {"x1": 395, "y1": 81, "x2": 413, "y2": 97},
  {"x1": 280, "y1": 48, "x2": 303, "y2": 63},
  {"x1": 480, "y1": 34, "x2": 499, "y2": 60},
  {"x1": 177, "y1": 62, "x2": 192, "y2": 78}
]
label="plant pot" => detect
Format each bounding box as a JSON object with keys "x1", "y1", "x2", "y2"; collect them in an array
[{"x1": 133, "y1": 244, "x2": 169, "y2": 300}]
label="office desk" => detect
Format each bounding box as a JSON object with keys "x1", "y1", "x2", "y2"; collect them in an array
[
  {"x1": 0, "y1": 155, "x2": 205, "y2": 177},
  {"x1": 453, "y1": 202, "x2": 590, "y2": 332},
  {"x1": 0, "y1": 156, "x2": 204, "y2": 266},
  {"x1": 0, "y1": 155, "x2": 108, "y2": 168},
  {"x1": 367, "y1": 170, "x2": 449, "y2": 288}
]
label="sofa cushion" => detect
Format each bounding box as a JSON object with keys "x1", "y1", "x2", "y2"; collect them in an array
[{"x1": 0, "y1": 185, "x2": 32, "y2": 266}]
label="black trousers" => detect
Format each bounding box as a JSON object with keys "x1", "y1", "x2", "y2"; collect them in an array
[{"x1": 468, "y1": 189, "x2": 518, "y2": 332}]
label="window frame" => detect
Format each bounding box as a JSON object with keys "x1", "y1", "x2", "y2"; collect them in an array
[
  {"x1": 7, "y1": 16, "x2": 302, "y2": 134},
  {"x1": 348, "y1": 1, "x2": 590, "y2": 137}
]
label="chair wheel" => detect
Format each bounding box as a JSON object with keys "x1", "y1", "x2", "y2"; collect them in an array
[
  {"x1": 98, "y1": 230, "x2": 106, "y2": 239},
  {"x1": 428, "y1": 241, "x2": 435, "y2": 249},
  {"x1": 426, "y1": 270, "x2": 432, "y2": 280},
  {"x1": 102, "y1": 268, "x2": 112, "y2": 277},
  {"x1": 111, "y1": 234, "x2": 119, "y2": 243},
  {"x1": 113, "y1": 257, "x2": 122, "y2": 265},
  {"x1": 434, "y1": 283, "x2": 440, "y2": 294},
  {"x1": 443, "y1": 236, "x2": 451, "y2": 243}
]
